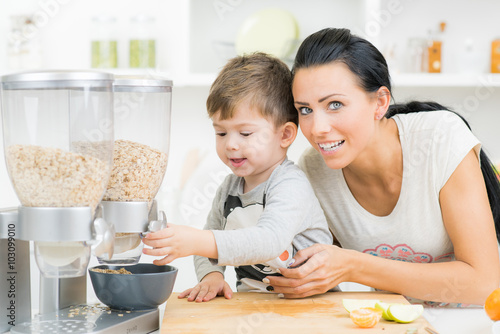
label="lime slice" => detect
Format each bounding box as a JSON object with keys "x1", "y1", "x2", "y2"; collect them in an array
[
  {"x1": 342, "y1": 299, "x2": 381, "y2": 313},
  {"x1": 387, "y1": 304, "x2": 424, "y2": 323},
  {"x1": 375, "y1": 301, "x2": 394, "y2": 321}
]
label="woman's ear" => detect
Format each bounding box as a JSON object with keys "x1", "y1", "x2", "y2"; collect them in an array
[
  {"x1": 280, "y1": 122, "x2": 298, "y2": 149},
  {"x1": 374, "y1": 86, "x2": 391, "y2": 119}
]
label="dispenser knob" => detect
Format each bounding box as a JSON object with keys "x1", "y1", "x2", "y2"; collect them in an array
[
  {"x1": 91, "y1": 217, "x2": 115, "y2": 259},
  {"x1": 141, "y1": 210, "x2": 167, "y2": 238}
]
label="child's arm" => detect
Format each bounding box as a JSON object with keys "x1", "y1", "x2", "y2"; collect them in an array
[
  {"x1": 142, "y1": 223, "x2": 217, "y2": 265},
  {"x1": 142, "y1": 177, "x2": 229, "y2": 265},
  {"x1": 178, "y1": 272, "x2": 232, "y2": 302},
  {"x1": 212, "y1": 170, "x2": 331, "y2": 267}
]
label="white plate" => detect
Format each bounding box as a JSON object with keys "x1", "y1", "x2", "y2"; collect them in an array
[{"x1": 235, "y1": 8, "x2": 299, "y2": 59}]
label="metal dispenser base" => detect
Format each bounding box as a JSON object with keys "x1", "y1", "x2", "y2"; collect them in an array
[{"x1": 11, "y1": 305, "x2": 159, "y2": 334}]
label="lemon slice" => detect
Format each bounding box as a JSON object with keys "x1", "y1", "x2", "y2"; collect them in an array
[
  {"x1": 387, "y1": 304, "x2": 424, "y2": 323},
  {"x1": 375, "y1": 301, "x2": 394, "y2": 321},
  {"x1": 342, "y1": 299, "x2": 381, "y2": 313}
]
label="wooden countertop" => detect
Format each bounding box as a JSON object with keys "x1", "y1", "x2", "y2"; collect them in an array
[{"x1": 162, "y1": 291, "x2": 437, "y2": 333}]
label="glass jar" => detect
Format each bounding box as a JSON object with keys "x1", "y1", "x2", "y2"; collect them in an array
[
  {"x1": 1, "y1": 70, "x2": 115, "y2": 277},
  {"x1": 91, "y1": 15, "x2": 118, "y2": 68},
  {"x1": 406, "y1": 38, "x2": 427, "y2": 73},
  {"x1": 129, "y1": 15, "x2": 156, "y2": 68},
  {"x1": 98, "y1": 75, "x2": 172, "y2": 265}
]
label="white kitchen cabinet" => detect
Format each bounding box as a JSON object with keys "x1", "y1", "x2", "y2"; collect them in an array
[
  {"x1": 179, "y1": 0, "x2": 500, "y2": 86},
  {"x1": 0, "y1": 0, "x2": 499, "y2": 86}
]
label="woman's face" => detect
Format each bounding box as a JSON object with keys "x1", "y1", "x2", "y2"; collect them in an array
[{"x1": 292, "y1": 62, "x2": 379, "y2": 169}]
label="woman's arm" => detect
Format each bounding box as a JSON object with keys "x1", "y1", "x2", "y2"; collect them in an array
[{"x1": 267, "y1": 150, "x2": 500, "y2": 305}]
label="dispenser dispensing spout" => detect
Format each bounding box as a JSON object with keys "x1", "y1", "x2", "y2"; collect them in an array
[{"x1": 141, "y1": 210, "x2": 167, "y2": 238}]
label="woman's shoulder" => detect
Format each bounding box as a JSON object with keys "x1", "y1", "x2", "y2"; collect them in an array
[
  {"x1": 393, "y1": 110, "x2": 467, "y2": 135},
  {"x1": 298, "y1": 147, "x2": 324, "y2": 171},
  {"x1": 297, "y1": 147, "x2": 341, "y2": 182}
]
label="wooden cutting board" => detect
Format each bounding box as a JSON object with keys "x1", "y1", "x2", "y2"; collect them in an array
[{"x1": 162, "y1": 291, "x2": 437, "y2": 333}]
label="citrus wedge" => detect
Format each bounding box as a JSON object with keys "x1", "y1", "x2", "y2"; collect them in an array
[
  {"x1": 387, "y1": 304, "x2": 424, "y2": 323},
  {"x1": 375, "y1": 301, "x2": 394, "y2": 321},
  {"x1": 342, "y1": 299, "x2": 381, "y2": 313},
  {"x1": 350, "y1": 307, "x2": 382, "y2": 328}
]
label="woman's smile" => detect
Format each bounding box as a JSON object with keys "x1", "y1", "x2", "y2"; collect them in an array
[{"x1": 318, "y1": 140, "x2": 345, "y2": 154}]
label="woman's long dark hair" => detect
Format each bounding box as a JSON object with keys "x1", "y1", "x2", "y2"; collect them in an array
[{"x1": 292, "y1": 28, "x2": 500, "y2": 241}]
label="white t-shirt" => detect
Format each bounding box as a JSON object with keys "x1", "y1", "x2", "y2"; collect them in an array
[{"x1": 299, "y1": 111, "x2": 481, "y2": 305}]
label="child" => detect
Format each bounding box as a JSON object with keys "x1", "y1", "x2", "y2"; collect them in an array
[{"x1": 142, "y1": 53, "x2": 333, "y2": 302}]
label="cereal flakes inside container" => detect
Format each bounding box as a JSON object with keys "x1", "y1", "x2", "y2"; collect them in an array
[
  {"x1": 103, "y1": 139, "x2": 168, "y2": 202},
  {"x1": 6, "y1": 144, "x2": 109, "y2": 209}
]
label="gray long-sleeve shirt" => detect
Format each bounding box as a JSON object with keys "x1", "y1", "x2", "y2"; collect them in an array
[{"x1": 194, "y1": 157, "x2": 333, "y2": 292}]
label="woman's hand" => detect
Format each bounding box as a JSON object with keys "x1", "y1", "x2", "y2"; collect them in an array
[
  {"x1": 265, "y1": 244, "x2": 348, "y2": 298},
  {"x1": 142, "y1": 223, "x2": 217, "y2": 265},
  {"x1": 178, "y1": 272, "x2": 233, "y2": 302}
]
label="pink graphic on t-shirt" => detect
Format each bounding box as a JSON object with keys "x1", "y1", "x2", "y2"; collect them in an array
[{"x1": 363, "y1": 244, "x2": 433, "y2": 263}]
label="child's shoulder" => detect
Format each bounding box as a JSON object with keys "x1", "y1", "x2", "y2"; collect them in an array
[
  {"x1": 272, "y1": 157, "x2": 304, "y2": 176},
  {"x1": 267, "y1": 158, "x2": 311, "y2": 187},
  {"x1": 219, "y1": 173, "x2": 241, "y2": 190}
]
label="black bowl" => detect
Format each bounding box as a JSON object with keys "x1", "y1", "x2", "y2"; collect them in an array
[{"x1": 89, "y1": 263, "x2": 177, "y2": 310}]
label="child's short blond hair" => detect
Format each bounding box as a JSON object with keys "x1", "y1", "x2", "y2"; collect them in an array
[{"x1": 206, "y1": 52, "x2": 298, "y2": 127}]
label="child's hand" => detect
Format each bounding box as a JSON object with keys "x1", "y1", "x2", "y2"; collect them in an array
[
  {"x1": 142, "y1": 223, "x2": 216, "y2": 265},
  {"x1": 178, "y1": 272, "x2": 232, "y2": 302}
]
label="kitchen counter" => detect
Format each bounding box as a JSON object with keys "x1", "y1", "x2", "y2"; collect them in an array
[
  {"x1": 162, "y1": 291, "x2": 434, "y2": 333},
  {"x1": 159, "y1": 292, "x2": 494, "y2": 334}
]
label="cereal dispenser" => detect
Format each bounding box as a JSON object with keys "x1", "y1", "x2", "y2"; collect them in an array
[
  {"x1": 98, "y1": 75, "x2": 172, "y2": 265},
  {"x1": 0, "y1": 71, "x2": 162, "y2": 333}
]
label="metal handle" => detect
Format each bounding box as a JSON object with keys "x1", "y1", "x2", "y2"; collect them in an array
[
  {"x1": 141, "y1": 210, "x2": 167, "y2": 238},
  {"x1": 88, "y1": 217, "x2": 115, "y2": 259}
]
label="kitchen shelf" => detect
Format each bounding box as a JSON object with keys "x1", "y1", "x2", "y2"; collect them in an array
[
  {"x1": 2, "y1": 69, "x2": 499, "y2": 89},
  {"x1": 171, "y1": 72, "x2": 500, "y2": 88},
  {"x1": 96, "y1": 69, "x2": 216, "y2": 87},
  {"x1": 391, "y1": 73, "x2": 500, "y2": 88},
  {"x1": 175, "y1": 72, "x2": 500, "y2": 88}
]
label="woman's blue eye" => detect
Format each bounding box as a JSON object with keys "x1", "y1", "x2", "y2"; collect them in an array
[
  {"x1": 329, "y1": 101, "x2": 342, "y2": 110},
  {"x1": 298, "y1": 107, "x2": 313, "y2": 115}
]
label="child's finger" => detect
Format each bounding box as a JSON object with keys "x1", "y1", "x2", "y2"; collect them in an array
[
  {"x1": 222, "y1": 284, "x2": 233, "y2": 299},
  {"x1": 142, "y1": 246, "x2": 172, "y2": 256},
  {"x1": 142, "y1": 237, "x2": 170, "y2": 248},
  {"x1": 187, "y1": 285, "x2": 202, "y2": 302},
  {"x1": 202, "y1": 286, "x2": 219, "y2": 302},
  {"x1": 152, "y1": 253, "x2": 177, "y2": 266},
  {"x1": 178, "y1": 288, "x2": 193, "y2": 299},
  {"x1": 143, "y1": 227, "x2": 173, "y2": 240},
  {"x1": 195, "y1": 285, "x2": 210, "y2": 302}
]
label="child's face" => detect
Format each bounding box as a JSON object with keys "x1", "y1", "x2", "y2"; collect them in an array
[{"x1": 212, "y1": 102, "x2": 287, "y2": 189}]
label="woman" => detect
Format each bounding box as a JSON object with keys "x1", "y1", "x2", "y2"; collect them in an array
[{"x1": 265, "y1": 28, "x2": 500, "y2": 305}]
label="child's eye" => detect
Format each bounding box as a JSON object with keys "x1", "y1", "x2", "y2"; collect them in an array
[
  {"x1": 216, "y1": 132, "x2": 226, "y2": 137},
  {"x1": 240, "y1": 132, "x2": 252, "y2": 137},
  {"x1": 328, "y1": 101, "x2": 343, "y2": 110},
  {"x1": 298, "y1": 107, "x2": 313, "y2": 115}
]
